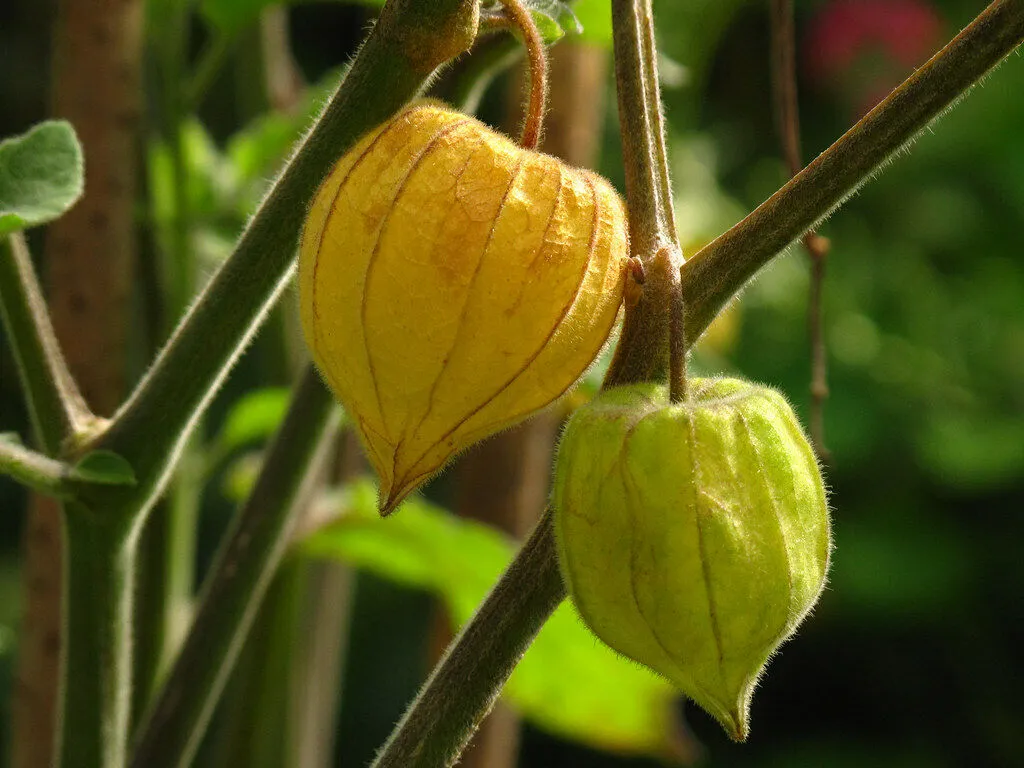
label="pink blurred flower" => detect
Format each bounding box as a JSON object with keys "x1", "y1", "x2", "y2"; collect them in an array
[{"x1": 805, "y1": 0, "x2": 943, "y2": 114}]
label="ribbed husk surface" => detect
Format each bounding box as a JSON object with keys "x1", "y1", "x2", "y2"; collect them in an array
[
  {"x1": 300, "y1": 101, "x2": 629, "y2": 512},
  {"x1": 553, "y1": 379, "x2": 831, "y2": 740}
]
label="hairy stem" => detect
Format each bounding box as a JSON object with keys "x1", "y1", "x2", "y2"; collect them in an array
[
  {"x1": 0, "y1": 439, "x2": 72, "y2": 497},
  {"x1": 132, "y1": 0, "x2": 205, "y2": 723},
  {"x1": 60, "y1": 508, "x2": 134, "y2": 768},
  {"x1": 129, "y1": 369, "x2": 339, "y2": 768},
  {"x1": 497, "y1": 0, "x2": 548, "y2": 149},
  {"x1": 604, "y1": 0, "x2": 684, "y2": 389},
  {"x1": 682, "y1": 0, "x2": 1024, "y2": 344},
  {"x1": 0, "y1": 234, "x2": 92, "y2": 454},
  {"x1": 371, "y1": 509, "x2": 565, "y2": 768}
]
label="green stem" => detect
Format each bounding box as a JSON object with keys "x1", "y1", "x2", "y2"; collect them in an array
[
  {"x1": 212, "y1": 558, "x2": 306, "y2": 768},
  {"x1": 0, "y1": 438, "x2": 72, "y2": 497},
  {"x1": 129, "y1": 368, "x2": 339, "y2": 768},
  {"x1": 681, "y1": 0, "x2": 1024, "y2": 344},
  {"x1": 60, "y1": 506, "x2": 134, "y2": 768},
  {"x1": 132, "y1": 0, "x2": 200, "y2": 724},
  {"x1": 0, "y1": 234, "x2": 93, "y2": 454},
  {"x1": 87, "y1": 0, "x2": 480, "y2": 521},
  {"x1": 603, "y1": 0, "x2": 683, "y2": 389},
  {"x1": 366, "y1": 2, "x2": 1024, "y2": 765},
  {"x1": 131, "y1": 449, "x2": 202, "y2": 726},
  {"x1": 371, "y1": 508, "x2": 565, "y2": 768}
]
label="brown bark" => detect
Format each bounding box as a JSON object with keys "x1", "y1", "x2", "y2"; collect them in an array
[
  {"x1": 13, "y1": 0, "x2": 143, "y2": 765},
  {"x1": 451, "y1": 41, "x2": 610, "y2": 768}
]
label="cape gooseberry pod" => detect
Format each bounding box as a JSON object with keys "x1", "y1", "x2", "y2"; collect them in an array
[
  {"x1": 300, "y1": 100, "x2": 629, "y2": 513},
  {"x1": 552, "y1": 379, "x2": 831, "y2": 741}
]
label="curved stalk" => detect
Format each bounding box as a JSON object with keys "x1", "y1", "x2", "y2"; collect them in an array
[
  {"x1": 497, "y1": 0, "x2": 548, "y2": 149},
  {"x1": 0, "y1": 234, "x2": 93, "y2": 454}
]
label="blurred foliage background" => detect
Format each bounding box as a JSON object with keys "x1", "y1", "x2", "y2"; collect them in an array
[{"x1": 2, "y1": 0, "x2": 1024, "y2": 766}]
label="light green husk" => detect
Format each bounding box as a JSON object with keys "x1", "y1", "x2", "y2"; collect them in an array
[{"x1": 552, "y1": 379, "x2": 831, "y2": 741}]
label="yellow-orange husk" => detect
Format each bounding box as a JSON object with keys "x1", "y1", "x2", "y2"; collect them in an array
[{"x1": 300, "y1": 100, "x2": 629, "y2": 513}]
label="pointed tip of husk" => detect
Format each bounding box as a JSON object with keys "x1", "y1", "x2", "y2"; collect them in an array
[
  {"x1": 378, "y1": 487, "x2": 401, "y2": 517},
  {"x1": 692, "y1": 686, "x2": 751, "y2": 744},
  {"x1": 377, "y1": 476, "x2": 416, "y2": 517},
  {"x1": 722, "y1": 709, "x2": 749, "y2": 743}
]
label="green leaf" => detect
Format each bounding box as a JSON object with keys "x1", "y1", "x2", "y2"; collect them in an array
[
  {"x1": 220, "y1": 451, "x2": 264, "y2": 503},
  {"x1": 0, "y1": 121, "x2": 84, "y2": 236},
  {"x1": 226, "y1": 70, "x2": 343, "y2": 209},
  {"x1": 199, "y1": 0, "x2": 274, "y2": 34},
  {"x1": 530, "y1": 9, "x2": 567, "y2": 45},
  {"x1": 528, "y1": 0, "x2": 582, "y2": 37},
  {"x1": 569, "y1": 0, "x2": 611, "y2": 45},
  {"x1": 70, "y1": 450, "x2": 137, "y2": 487},
  {"x1": 302, "y1": 481, "x2": 681, "y2": 761},
  {"x1": 216, "y1": 388, "x2": 294, "y2": 454}
]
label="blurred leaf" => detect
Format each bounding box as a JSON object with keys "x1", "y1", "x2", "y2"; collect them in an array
[
  {"x1": 522, "y1": 1, "x2": 581, "y2": 44},
  {"x1": 71, "y1": 450, "x2": 137, "y2": 487},
  {"x1": 221, "y1": 451, "x2": 264, "y2": 503},
  {"x1": 916, "y1": 411, "x2": 1024, "y2": 490},
  {"x1": 569, "y1": 0, "x2": 611, "y2": 45},
  {"x1": 302, "y1": 481, "x2": 681, "y2": 761},
  {"x1": 216, "y1": 387, "x2": 293, "y2": 454},
  {"x1": 529, "y1": 9, "x2": 567, "y2": 45},
  {"x1": 226, "y1": 71, "x2": 342, "y2": 210},
  {"x1": 148, "y1": 118, "x2": 234, "y2": 236},
  {"x1": 0, "y1": 121, "x2": 83, "y2": 236},
  {"x1": 200, "y1": 0, "x2": 291, "y2": 34}
]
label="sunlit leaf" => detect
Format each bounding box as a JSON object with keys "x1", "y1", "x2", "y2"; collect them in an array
[
  {"x1": 569, "y1": 0, "x2": 611, "y2": 45},
  {"x1": 216, "y1": 388, "x2": 293, "y2": 454},
  {"x1": 70, "y1": 450, "x2": 137, "y2": 487},
  {"x1": 0, "y1": 121, "x2": 83, "y2": 236},
  {"x1": 301, "y1": 480, "x2": 683, "y2": 761}
]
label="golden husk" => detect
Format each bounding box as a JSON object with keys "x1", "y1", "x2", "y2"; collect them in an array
[{"x1": 300, "y1": 101, "x2": 629, "y2": 511}]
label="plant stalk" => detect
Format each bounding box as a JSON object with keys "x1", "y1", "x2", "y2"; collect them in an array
[
  {"x1": 371, "y1": 508, "x2": 565, "y2": 768},
  {"x1": 131, "y1": 0, "x2": 199, "y2": 724},
  {"x1": 0, "y1": 440, "x2": 72, "y2": 497},
  {"x1": 0, "y1": 234, "x2": 93, "y2": 454},
  {"x1": 603, "y1": 0, "x2": 684, "y2": 390},
  {"x1": 60, "y1": 507, "x2": 134, "y2": 768},
  {"x1": 129, "y1": 368, "x2": 339, "y2": 768},
  {"x1": 498, "y1": 0, "x2": 548, "y2": 149}
]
